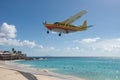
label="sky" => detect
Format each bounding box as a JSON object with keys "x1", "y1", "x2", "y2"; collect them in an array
[{"x1": 0, "y1": 0, "x2": 120, "y2": 57}]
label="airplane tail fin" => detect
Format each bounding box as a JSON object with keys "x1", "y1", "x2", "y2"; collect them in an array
[
  {"x1": 82, "y1": 20, "x2": 87, "y2": 28},
  {"x1": 78, "y1": 20, "x2": 87, "y2": 30},
  {"x1": 82, "y1": 20, "x2": 94, "y2": 28},
  {"x1": 78, "y1": 20, "x2": 93, "y2": 31}
]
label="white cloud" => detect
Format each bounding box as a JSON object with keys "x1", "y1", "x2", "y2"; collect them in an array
[
  {"x1": 49, "y1": 46, "x2": 55, "y2": 50},
  {"x1": 0, "y1": 22, "x2": 37, "y2": 48},
  {"x1": 38, "y1": 45, "x2": 44, "y2": 49},
  {"x1": 38, "y1": 45, "x2": 55, "y2": 50},
  {"x1": 66, "y1": 46, "x2": 80, "y2": 50},
  {"x1": 92, "y1": 39, "x2": 120, "y2": 52},
  {"x1": 117, "y1": 38, "x2": 120, "y2": 41},
  {"x1": 81, "y1": 37, "x2": 100, "y2": 43},
  {"x1": 36, "y1": 45, "x2": 56, "y2": 52},
  {"x1": 65, "y1": 46, "x2": 84, "y2": 54},
  {"x1": 0, "y1": 38, "x2": 36, "y2": 48},
  {"x1": 0, "y1": 38, "x2": 19, "y2": 46},
  {"x1": 74, "y1": 37, "x2": 101, "y2": 44},
  {"x1": 22, "y1": 40, "x2": 36, "y2": 48},
  {"x1": 74, "y1": 37, "x2": 120, "y2": 52},
  {"x1": 0, "y1": 22, "x2": 54, "y2": 49},
  {"x1": 0, "y1": 22, "x2": 17, "y2": 38}
]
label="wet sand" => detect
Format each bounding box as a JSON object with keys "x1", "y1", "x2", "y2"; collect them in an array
[{"x1": 0, "y1": 61, "x2": 85, "y2": 80}]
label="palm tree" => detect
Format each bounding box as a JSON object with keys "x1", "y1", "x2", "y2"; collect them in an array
[
  {"x1": 13, "y1": 50, "x2": 16, "y2": 54},
  {"x1": 12, "y1": 48, "x2": 15, "y2": 53}
]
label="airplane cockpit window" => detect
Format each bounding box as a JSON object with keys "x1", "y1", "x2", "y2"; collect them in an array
[{"x1": 54, "y1": 22, "x2": 59, "y2": 24}]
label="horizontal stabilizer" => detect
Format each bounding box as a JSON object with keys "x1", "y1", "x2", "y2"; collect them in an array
[{"x1": 87, "y1": 25, "x2": 93, "y2": 28}]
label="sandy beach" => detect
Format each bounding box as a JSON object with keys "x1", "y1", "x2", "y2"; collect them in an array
[{"x1": 0, "y1": 61, "x2": 85, "y2": 80}]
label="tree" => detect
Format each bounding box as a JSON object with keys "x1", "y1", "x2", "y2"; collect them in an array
[
  {"x1": 12, "y1": 48, "x2": 15, "y2": 53},
  {"x1": 13, "y1": 50, "x2": 16, "y2": 54},
  {"x1": 18, "y1": 51, "x2": 22, "y2": 54}
]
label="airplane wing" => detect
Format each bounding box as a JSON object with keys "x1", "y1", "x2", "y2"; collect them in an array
[{"x1": 61, "y1": 10, "x2": 88, "y2": 24}]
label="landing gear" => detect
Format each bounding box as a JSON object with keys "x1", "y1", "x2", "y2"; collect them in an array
[
  {"x1": 46, "y1": 30, "x2": 62, "y2": 36},
  {"x1": 59, "y1": 33, "x2": 61, "y2": 36},
  {"x1": 47, "y1": 30, "x2": 49, "y2": 34}
]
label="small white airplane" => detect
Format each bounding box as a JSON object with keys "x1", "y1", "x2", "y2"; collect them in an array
[{"x1": 43, "y1": 10, "x2": 93, "y2": 36}]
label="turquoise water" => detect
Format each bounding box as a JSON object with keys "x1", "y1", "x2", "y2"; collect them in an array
[{"x1": 17, "y1": 57, "x2": 120, "y2": 80}]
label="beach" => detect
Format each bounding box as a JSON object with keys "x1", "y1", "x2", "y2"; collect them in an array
[
  {"x1": 0, "y1": 61, "x2": 84, "y2": 80},
  {"x1": 1, "y1": 57, "x2": 120, "y2": 80}
]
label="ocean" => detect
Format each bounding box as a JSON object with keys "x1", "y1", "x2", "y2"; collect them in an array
[{"x1": 16, "y1": 57, "x2": 120, "y2": 80}]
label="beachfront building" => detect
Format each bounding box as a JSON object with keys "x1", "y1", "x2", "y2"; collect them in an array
[{"x1": 0, "y1": 49, "x2": 27, "y2": 60}]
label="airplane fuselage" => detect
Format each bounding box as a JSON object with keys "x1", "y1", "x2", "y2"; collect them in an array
[
  {"x1": 43, "y1": 10, "x2": 92, "y2": 36},
  {"x1": 44, "y1": 23, "x2": 86, "y2": 34}
]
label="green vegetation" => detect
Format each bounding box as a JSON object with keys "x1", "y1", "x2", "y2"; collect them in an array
[{"x1": 0, "y1": 48, "x2": 27, "y2": 60}]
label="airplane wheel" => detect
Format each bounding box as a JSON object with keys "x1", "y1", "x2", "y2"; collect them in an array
[
  {"x1": 47, "y1": 31, "x2": 49, "y2": 34},
  {"x1": 59, "y1": 33, "x2": 61, "y2": 36}
]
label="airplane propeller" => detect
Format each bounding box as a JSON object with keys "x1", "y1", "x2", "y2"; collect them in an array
[{"x1": 43, "y1": 21, "x2": 47, "y2": 24}]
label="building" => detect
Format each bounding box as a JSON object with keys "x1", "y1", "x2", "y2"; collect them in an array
[{"x1": 0, "y1": 50, "x2": 27, "y2": 60}]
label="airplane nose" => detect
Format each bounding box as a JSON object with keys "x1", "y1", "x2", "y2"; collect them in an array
[{"x1": 44, "y1": 24, "x2": 51, "y2": 30}]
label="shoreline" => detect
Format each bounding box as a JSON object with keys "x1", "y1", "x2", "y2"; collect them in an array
[{"x1": 0, "y1": 61, "x2": 85, "y2": 80}]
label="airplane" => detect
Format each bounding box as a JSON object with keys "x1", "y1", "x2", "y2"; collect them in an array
[{"x1": 43, "y1": 10, "x2": 93, "y2": 36}]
